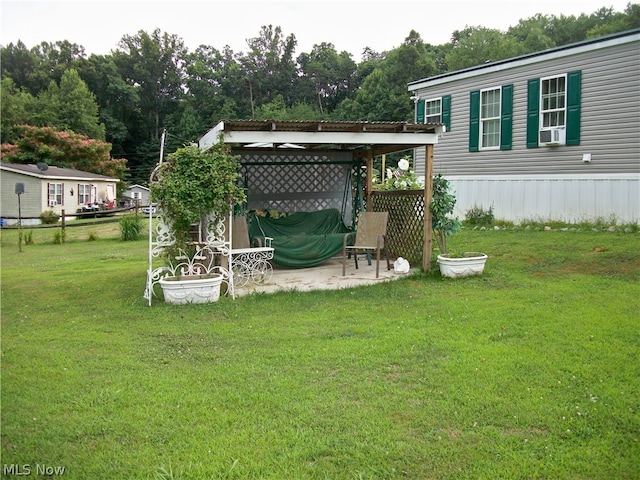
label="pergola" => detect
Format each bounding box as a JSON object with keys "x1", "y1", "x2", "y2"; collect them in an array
[{"x1": 198, "y1": 120, "x2": 444, "y2": 271}]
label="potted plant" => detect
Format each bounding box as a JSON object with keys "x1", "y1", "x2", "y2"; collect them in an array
[
  {"x1": 431, "y1": 174, "x2": 487, "y2": 278},
  {"x1": 150, "y1": 141, "x2": 246, "y2": 304}
]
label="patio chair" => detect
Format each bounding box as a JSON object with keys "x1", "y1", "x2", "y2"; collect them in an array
[
  {"x1": 342, "y1": 211, "x2": 390, "y2": 278},
  {"x1": 230, "y1": 216, "x2": 274, "y2": 287}
]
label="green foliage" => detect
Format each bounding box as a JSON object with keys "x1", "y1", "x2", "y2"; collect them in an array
[
  {"x1": 36, "y1": 69, "x2": 105, "y2": 140},
  {"x1": 87, "y1": 231, "x2": 99, "y2": 241},
  {"x1": 150, "y1": 142, "x2": 246, "y2": 247},
  {"x1": 0, "y1": 78, "x2": 38, "y2": 144},
  {"x1": 52, "y1": 228, "x2": 65, "y2": 244},
  {"x1": 378, "y1": 156, "x2": 424, "y2": 190},
  {"x1": 23, "y1": 230, "x2": 34, "y2": 245},
  {"x1": 119, "y1": 214, "x2": 143, "y2": 241},
  {"x1": 464, "y1": 204, "x2": 495, "y2": 226},
  {"x1": 446, "y1": 26, "x2": 525, "y2": 70},
  {"x1": 39, "y1": 209, "x2": 60, "y2": 224},
  {"x1": 430, "y1": 174, "x2": 462, "y2": 254},
  {"x1": 296, "y1": 42, "x2": 358, "y2": 115}
]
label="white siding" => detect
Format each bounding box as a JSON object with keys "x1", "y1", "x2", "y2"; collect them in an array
[{"x1": 448, "y1": 174, "x2": 639, "y2": 223}]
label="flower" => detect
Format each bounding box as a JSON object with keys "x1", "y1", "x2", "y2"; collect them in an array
[{"x1": 379, "y1": 156, "x2": 424, "y2": 190}]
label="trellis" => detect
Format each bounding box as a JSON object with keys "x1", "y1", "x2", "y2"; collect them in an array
[
  {"x1": 143, "y1": 145, "x2": 234, "y2": 306},
  {"x1": 235, "y1": 150, "x2": 358, "y2": 227},
  {"x1": 371, "y1": 189, "x2": 427, "y2": 267}
]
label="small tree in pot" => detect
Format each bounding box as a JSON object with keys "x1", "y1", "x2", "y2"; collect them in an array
[
  {"x1": 150, "y1": 141, "x2": 246, "y2": 303},
  {"x1": 431, "y1": 174, "x2": 487, "y2": 278}
]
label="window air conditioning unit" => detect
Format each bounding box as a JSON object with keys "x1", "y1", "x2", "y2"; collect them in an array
[{"x1": 539, "y1": 127, "x2": 565, "y2": 146}]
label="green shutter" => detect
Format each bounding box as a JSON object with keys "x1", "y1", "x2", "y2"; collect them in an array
[
  {"x1": 566, "y1": 70, "x2": 582, "y2": 146},
  {"x1": 500, "y1": 84, "x2": 513, "y2": 150},
  {"x1": 526, "y1": 78, "x2": 540, "y2": 148},
  {"x1": 442, "y1": 95, "x2": 451, "y2": 132},
  {"x1": 469, "y1": 90, "x2": 480, "y2": 152},
  {"x1": 416, "y1": 99, "x2": 425, "y2": 123}
]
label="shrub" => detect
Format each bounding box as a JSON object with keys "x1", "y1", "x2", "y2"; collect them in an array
[
  {"x1": 88, "y1": 231, "x2": 99, "y2": 241},
  {"x1": 53, "y1": 229, "x2": 65, "y2": 244},
  {"x1": 464, "y1": 204, "x2": 494, "y2": 226},
  {"x1": 431, "y1": 174, "x2": 461, "y2": 254},
  {"x1": 119, "y1": 214, "x2": 142, "y2": 241},
  {"x1": 40, "y1": 210, "x2": 60, "y2": 225},
  {"x1": 24, "y1": 230, "x2": 35, "y2": 245}
]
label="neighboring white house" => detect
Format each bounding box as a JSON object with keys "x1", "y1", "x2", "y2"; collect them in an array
[
  {"x1": 0, "y1": 163, "x2": 120, "y2": 225},
  {"x1": 408, "y1": 28, "x2": 640, "y2": 224},
  {"x1": 123, "y1": 184, "x2": 150, "y2": 207}
]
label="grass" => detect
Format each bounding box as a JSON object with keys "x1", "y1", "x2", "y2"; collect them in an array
[{"x1": 1, "y1": 221, "x2": 639, "y2": 479}]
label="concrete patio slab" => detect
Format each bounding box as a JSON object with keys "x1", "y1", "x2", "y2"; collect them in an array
[{"x1": 232, "y1": 256, "x2": 412, "y2": 297}]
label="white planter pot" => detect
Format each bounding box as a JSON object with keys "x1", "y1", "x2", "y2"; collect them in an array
[
  {"x1": 159, "y1": 274, "x2": 223, "y2": 304},
  {"x1": 437, "y1": 253, "x2": 488, "y2": 278}
]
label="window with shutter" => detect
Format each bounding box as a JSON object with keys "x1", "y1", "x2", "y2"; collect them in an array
[
  {"x1": 470, "y1": 85, "x2": 512, "y2": 151},
  {"x1": 415, "y1": 99, "x2": 425, "y2": 123},
  {"x1": 469, "y1": 90, "x2": 480, "y2": 152},
  {"x1": 527, "y1": 71, "x2": 581, "y2": 147}
]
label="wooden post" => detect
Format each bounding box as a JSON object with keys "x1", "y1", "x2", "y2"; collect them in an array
[
  {"x1": 423, "y1": 144, "x2": 434, "y2": 271},
  {"x1": 365, "y1": 150, "x2": 374, "y2": 211},
  {"x1": 61, "y1": 209, "x2": 66, "y2": 235}
]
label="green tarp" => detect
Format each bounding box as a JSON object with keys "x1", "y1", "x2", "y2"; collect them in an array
[{"x1": 247, "y1": 209, "x2": 353, "y2": 268}]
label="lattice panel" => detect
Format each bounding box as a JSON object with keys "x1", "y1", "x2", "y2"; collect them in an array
[
  {"x1": 371, "y1": 190, "x2": 425, "y2": 266},
  {"x1": 237, "y1": 151, "x2": 354, "y2": 226}
]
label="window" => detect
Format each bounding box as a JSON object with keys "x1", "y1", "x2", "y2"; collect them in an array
[
  {"x1": 48, "y1": 183, "x2": 63, "y2": 206},
  {"x1": 469, "y1": 85, "x2": 513, "y2": 152},
  {"x1": 527, "y1": 71, "x2": 581, "y2": 148},
  {"x1": 415, "y1": 95, "x2": 451, "y2": 131},
  {"x1": 480, "y1": 88, "x2": 501, "y2": 149},
  {"x1": 541, "y1": 75, "x2": 566, "y2": 128},
  {"x1": 425, "y1": 98, "x2": 442, "y2": 124},
  {"x1": 133, "y1": 192, "x2": 141, "y2": 200},
  {"x1": 78, "y1": 184, "x2": 91, "y2": 204}
]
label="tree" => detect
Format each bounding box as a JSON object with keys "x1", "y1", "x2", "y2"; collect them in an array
[
  {"x1": 587, "y1": 3, "x2": 640, "y2": 37},
  {"x1": 296, "y1": 43, "x2": 357, "y2": 116},
  {"x1": 254, "y1": 94, "x2": 321, "y2": 121},
  {"x1": 111, "y1": 29, "x2": 188, "y2": 184},
  {"x1": 0, "y1": 78, "x2": 38, "y2": 143},
  {"x1": 508, "y1": 14, "x2": 557, "y2": 53},
  {"x1": 37, "y1": 69, "x2": 106, "y2": 140},
  {"x1": 238, "y1": 25, "x2": 297, "y2": 117},
  {"x1": 114, "y1": 29, "x2": 187, "y2": 141},
  {"x1": 445, "y1": 26, "x2": 525, "y2": 71},
  {"x1": 0, "y1": 41, "x2": 42, "y2": 95},
  {"x1": 76, "y1": 54, "x2": 140, "y2": 154},
  {"x1": 333, "y1": 31, "x2": 437, "y2": 122},
  {"x1": 184, "y1": 45, "x2": 249, "y2": 126},
  {"x1": 1, "y1": 125, "x2": 127, "y2": 180}
]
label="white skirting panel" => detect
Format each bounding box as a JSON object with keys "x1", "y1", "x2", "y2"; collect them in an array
[{"x1": 444, "y1": 174, "x2": 640, "y2": 224}]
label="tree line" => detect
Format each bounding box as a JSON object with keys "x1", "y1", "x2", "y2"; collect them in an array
[{"x1": 1, "y1": 4, "x2": 638, "y2": 185}]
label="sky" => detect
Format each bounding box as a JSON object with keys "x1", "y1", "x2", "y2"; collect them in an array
[{"x1": 0, "y1": 0, "x2": 634, "y2": 59}]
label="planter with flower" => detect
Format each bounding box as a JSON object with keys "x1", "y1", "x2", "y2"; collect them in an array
[
  {"x1": 145, "y1": 141, "x2": 246, "y2": 304},
  {"x1": 431, "y1": 174, "x2": 487, "y2": 278}
]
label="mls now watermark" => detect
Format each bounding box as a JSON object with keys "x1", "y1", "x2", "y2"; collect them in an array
[{"x1": 3, "y1": 464, "x2": 66, "y2": 476}]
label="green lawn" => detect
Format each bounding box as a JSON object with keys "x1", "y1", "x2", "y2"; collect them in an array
[{"x1": 1, "y1": 222, "x2": 639, "y2": 479}]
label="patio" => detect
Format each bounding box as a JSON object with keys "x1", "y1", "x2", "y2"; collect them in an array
[{"x1": 232, "y1": 255, "x2": 412, "y2": 297}]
